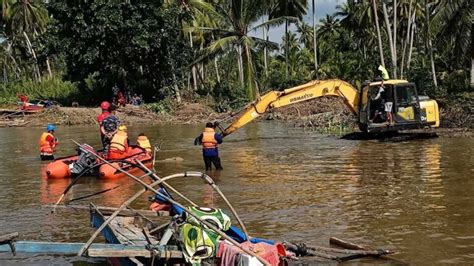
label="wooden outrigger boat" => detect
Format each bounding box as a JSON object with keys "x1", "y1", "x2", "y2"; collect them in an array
[{"x1": 89, "y1": 204, "x2": 403, "y2": 265}]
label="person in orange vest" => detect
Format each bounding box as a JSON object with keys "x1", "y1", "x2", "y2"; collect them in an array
[
  {"x1": 194, "y1": 122, "x2": 223, "y2": 170},
  {"x1": 136, "y1": 133, "x2": 152, "y2": 154},
  {"x1": 39, "y1": 124, "x2": 59, "y2": 161},
  {"x1": 108, "y1": 125, "x2": 129, "y2": 160}
]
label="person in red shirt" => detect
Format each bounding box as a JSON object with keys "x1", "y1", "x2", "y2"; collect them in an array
[
  {"x1": 97, "y1": 101, "x2": 111, "y2": 153},
  {"x1": 18, "y1": 94, "x2": 29, "y2": 110},
  {"x1": 97, "y1": 101, "x2": 111, "y2": 125},
  {"x1": 39, "y1": 124, "x2": 59, "y2": 161}
]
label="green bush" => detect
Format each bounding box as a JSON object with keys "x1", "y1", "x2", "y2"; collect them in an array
[
  {"x1": 210, "y1": 83, "x2": 248, "y2": 112},
  {"x1": 142, "y1": 98, "x2": 174, "y2": 114},
  {"x1": 0, "y1": 78, "x2": 79, "y2": 105}
]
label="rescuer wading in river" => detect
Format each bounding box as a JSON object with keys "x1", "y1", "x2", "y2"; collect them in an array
[{"x1": 194, "y1": 122, "x2": 223, "y2": 171}]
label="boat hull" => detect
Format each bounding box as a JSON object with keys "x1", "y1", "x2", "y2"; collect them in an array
[
  {"x1": 45, "y1": 155, "x2": 77, "y2": 179},
  {"x1": 99, "y1": 149, "x2": 153, "y2": 179}
]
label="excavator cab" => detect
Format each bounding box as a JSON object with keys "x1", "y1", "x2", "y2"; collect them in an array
[{"x1": 360, "y1": 80, "x2": 439, "y2": 132}]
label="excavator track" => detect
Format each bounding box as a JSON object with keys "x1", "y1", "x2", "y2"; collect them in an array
[{"x1": 341, "y1": 131, "x2": 438, "y2": 142}]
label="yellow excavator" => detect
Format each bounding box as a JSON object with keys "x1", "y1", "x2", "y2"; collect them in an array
[{"x1": 220, "y1": 79, "x2": 440, "y2": 137}]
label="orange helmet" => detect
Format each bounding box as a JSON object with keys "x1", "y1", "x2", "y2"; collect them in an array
[{"x1": 100, "y1": 101, "x2": 110, "y2": 110}]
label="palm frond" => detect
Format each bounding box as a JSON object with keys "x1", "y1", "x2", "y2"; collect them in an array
[{"x1": 250, "y1": 16, "x2": 298, "y2": 32}]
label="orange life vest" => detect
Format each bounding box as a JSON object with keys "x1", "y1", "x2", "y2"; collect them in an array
[
  {"x1": 109, "y1": 131, "x2": 128, "y2": 153},
  {"x1": 39, "y1": 132, "x2": 56, "y2": 154},
  {"x1": 202, "y1": 127, "x2": 217, "y2": 149},
  {"x1": 137, "y1": 136, "x2": 152, "y2": 153}
]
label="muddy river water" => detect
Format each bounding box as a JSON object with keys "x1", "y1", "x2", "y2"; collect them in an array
[{"x1": 0, "y1": 122, "x2": 473, "y2": 265}]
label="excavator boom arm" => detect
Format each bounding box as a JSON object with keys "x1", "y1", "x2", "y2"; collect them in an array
[{"x1": 222, "y1": 79, "x2": 360, "y2": 137}]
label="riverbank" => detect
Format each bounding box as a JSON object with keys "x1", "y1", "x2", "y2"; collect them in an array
[
  {"x1": 0, "y1": 103, "x2": 228, "y2": 127},
  {"x1": 0, "y1": 99, "x2": 471, "y2": 138}
]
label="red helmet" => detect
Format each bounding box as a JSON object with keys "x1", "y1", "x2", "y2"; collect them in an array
[{"x1": 100, "y1": 101, "x2": 110, "y2": 110}]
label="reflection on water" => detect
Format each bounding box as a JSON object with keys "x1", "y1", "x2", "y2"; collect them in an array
[{"x1": 0, "y1": 123, "x2": 473, "y2": 264}]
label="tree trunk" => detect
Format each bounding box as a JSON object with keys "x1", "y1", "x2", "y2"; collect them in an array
[
  {"x1": 46, "y1": 57, "x2": 52, "y2": 79},
  {"x1": 189, "y1": 32, "x2": 198, "y2": 91},
  {"x1": 312, "y1": 0, "x2": 318, "y2": 77},
  {"x1": 214, "y1": 57, "x2": 221, "y2": 84},
  {"x1": 372, "y1": 0, "x2": 385, "y2": 68},
  {"x1": 285, "y1": 21, "x2": 289, "y2": 77},
  {"x1": 199, "y1": 43, "x2": 205, "y2": 90},
  {"x1": 244, "y1": 43, "x2": 258, "y2": 100},
  {"x1": 400, "y1": 0, "x2": 413, "y2": 78},
  {"x1": 382, "y1": 2, "x2": 396, "y2": 78},
  {"x1": 428, "y1": 39, "x2": 438, "y2": 88},
  {"x1": 3, "y1": 65, "x2": 8, "y2": 83},
  {"x1": 210, "y1": 33, "x2": 221, "y2": 83},
  {"x1": 471, "y1": 57, "x2": 474, "y2": 87},
  {"x1": 172, "y1": 72, "x2": 182, "y2": 103},
  {"x1": 393, "y1": 0, "x2": 397, "y2": 78},
  {"x1": 23, "y1": 31, "x2": 41, "y2": 81},
  {"x1": 263, "y1": 17, "x2": 268, "y2": 76},
  {"x1": 236, "y1": 45, "x2": 244, "y2": 89},
  {"x1": 407, "y1": 12, "x2": 416, "y2": 70},
  {"x1": 471, "y1": 22, "x2": 474, "y2": 88},
  {"x1": 5, "y1": 42, "x2": 19, "y2": 78},
  {"x1": 425, "y1": 2, "x2": 438, "y2": 88}
]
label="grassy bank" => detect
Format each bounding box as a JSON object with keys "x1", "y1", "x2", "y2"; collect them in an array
[{"x1": 0, "y1": 78, "x2": 79, "y2": 107}]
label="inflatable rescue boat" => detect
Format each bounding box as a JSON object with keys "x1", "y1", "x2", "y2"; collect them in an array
[{"x1": 45, "y1": 145, "x2": 153, "y2": 179}]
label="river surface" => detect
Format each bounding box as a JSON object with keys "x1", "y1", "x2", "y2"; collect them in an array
[{"x1": 0, "y1": 122, "x2": 473, "y2": 265}]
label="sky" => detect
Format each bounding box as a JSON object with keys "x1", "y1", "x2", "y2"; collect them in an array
[{"x1": 250, "y1": 0, "x2": 346, "y2": 43}]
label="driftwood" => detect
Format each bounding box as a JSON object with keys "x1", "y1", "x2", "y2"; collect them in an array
[
  {"x1": 0, "y1": 232, "x2": 18, "y2": 255},
  {"x1": 330, "y1": 237, "x2": 408, "y2": 265},
  {"x1": 0, "y1": 119, "x2": 30, "y2": 127},
  {"x1": 0, "y1": 233, "x2": 18, "y2": 243},
  {"x1": 285, "y1": 241, "x2": 392, "y2": 262}
]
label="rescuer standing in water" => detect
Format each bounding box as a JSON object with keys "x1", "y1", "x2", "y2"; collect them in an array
[
  {"x1": 39, "y1": 124, "x2": 59, "y2": 161},
  {"x1": 194, "y1": 122, "x2": 223, "y2": 170}
]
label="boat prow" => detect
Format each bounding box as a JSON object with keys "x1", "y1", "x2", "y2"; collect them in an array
[{"x1": 45, "y1": 155, "x2": 77, "y2": 179}]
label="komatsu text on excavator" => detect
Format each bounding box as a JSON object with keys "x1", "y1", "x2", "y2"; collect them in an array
[{"x1": 220, "y1": 79, "x2": 440, "y2": 137}]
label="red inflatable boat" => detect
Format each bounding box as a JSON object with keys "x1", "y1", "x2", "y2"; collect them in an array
[{"x1": 45, "y1": 146, "x2": 153, "y2": 179}]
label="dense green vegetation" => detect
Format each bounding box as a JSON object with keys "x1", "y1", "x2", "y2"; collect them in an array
[{"x1": 0, "y1": 0, "x2": 471, "y2": 111}]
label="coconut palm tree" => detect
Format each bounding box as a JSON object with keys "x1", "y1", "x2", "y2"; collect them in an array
[
  {"x1": 400, "y1": 0, "x2": 413, "y2": 78},
  {"x1": 371, "y1": 0, "x2": 385, "y2": 68},
  {"x1": 432, "y1": 0, "x2": 472, "y2": 70},
  {"x1": 336, "y1": 0, "x2": 376, "y2": 60},
  {"x1": 5, "y1": 0, "x2": 48, "y2": 36},
  {"x1": 259, "y1": 0, "x2": 275, "y2": 77},
  {"x1": 296, "y1": 21, "x2": 312, "y2": 49},
  {"x1": 317, "y1": 15, "x2": 340, "y2": 39},
  {"x1": 381, "y1": 1, "x2": 396, "y2": 78},
  {"x1": 311, "y1": 0, "x2": 317, "y2": 76},
  {"x1": 3, "y1": 0, "x2": 49, "y2": 80},
  {"x1": 165, "y1": 0, "x2": 218, "y2": 94},
  {"x1": 270, "y1": 0, "x2": 308, "y2": 76},
  {"x1": 195, "y1": 0, "x2": 284, "y2": 100},
  {"x1": 423, "y1": 0, "x2": 437, "y2": 88}
]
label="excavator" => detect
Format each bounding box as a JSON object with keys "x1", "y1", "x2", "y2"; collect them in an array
[{"x1": 219, "y1": 79, "x2": 440, "y2": 137}]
